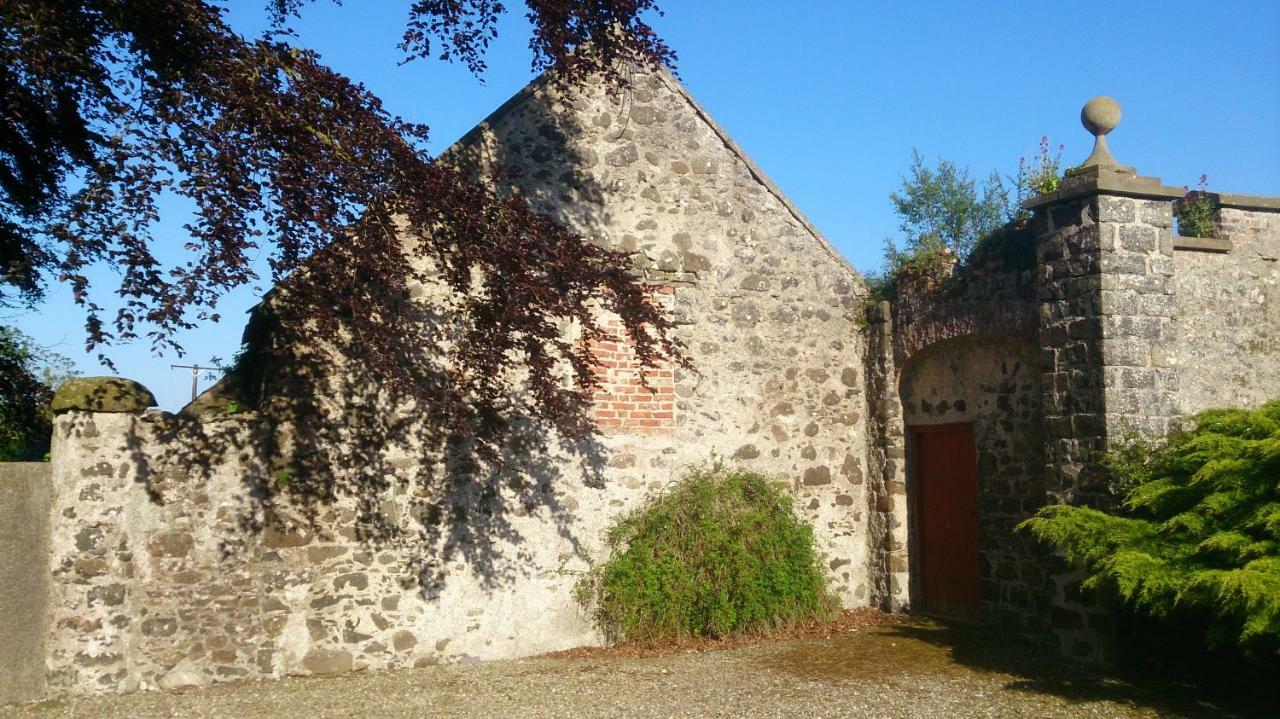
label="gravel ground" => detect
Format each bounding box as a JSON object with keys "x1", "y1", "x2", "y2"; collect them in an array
[{"x1": 3, "y1": 620, "x2": 1267, "y2": 719}]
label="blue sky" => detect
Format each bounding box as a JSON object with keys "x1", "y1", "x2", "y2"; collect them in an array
[{"x1": 11, "y1": 0, "x2": 1280, "y2": 409}]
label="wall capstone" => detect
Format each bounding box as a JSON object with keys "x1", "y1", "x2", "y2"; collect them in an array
[{"x1": 50, "y1": 377, "x2": 157, "y2": 414}]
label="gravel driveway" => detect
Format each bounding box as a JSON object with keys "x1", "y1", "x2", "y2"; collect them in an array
[{"x1": 2, "y1": 619, "x2": 1267, "y2": 718}]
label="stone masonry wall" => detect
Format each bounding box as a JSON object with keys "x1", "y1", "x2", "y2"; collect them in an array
[
  {"x1": 443, "y1": 67, "x2": 873, "y2": 601},
  {"x1": 46, "y1": 410, "x2": 628, "y2": 693},
  {"x1": 1095, "y1": 196, "x2": 1181, "y2": 443},
  {"x1": 1032, "y1": 187, "x2": 1185, "y2": 661},
  {"x1": 42, "y1": 66, "x2": 874, "y2": 698},
  {"x1": 897, "y1": 338, "x2": 1049, "y2": 632},
  {"x1": 0, "y1": 462, "x2": 52, "y2": 704},
  {"x1": 1172, "y1": 206, "x2": 1280, "y2": 413},
  {"x1": 1034, "y1": 196, "x2": 1109, "y2": 507},
  {"x1": 865, "y1": 248, "x2": 1048, "y2": 630}
]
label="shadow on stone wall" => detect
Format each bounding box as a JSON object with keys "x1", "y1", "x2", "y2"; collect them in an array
[
  {"x1": 133, "y1": 257, "x2": 609, "y2": 597},
  {"x1": 117, "y1": 75, "x2": 653, "y2": 595}
]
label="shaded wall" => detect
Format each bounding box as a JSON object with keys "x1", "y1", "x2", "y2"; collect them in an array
[
  {"x1": 0, "y1": 462, "x2": 51, "y2": 704},
  {"x1": 898, "y1": 337, "x2": 1048, "y2": 630},
  {"x1": 42, "y1": 65, "x2": 875, "y2": 698},
  {"x1": 442, "y1": 67, "x2": 873, "y2": 602}
]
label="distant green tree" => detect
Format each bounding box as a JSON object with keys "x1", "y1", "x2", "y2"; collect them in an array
[
  {"x1": 884, "y1": 150, "x2": 1010, "y2": 269},
  {"x1": 1020, "y1": 400, "x2": 1280, "y2": 655},
  {"x1": 0, "y1": 326, "x2": 77, "y2": 460},
  {"x1": 866, "y1": 151, "x2": 1010, "y2": 298}
]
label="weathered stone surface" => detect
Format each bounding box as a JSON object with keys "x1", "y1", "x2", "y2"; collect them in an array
[
  {"x1": 51, "y1": 377, "x2": 156, "y2": 414},
  {"x1": 302, "y1": 648, "x2": 353, "y2": 675},
  {"x1": 0, "y1": 462, "x2": 52, "y2": 704},
  {"x1": 392, "y1": 631, "x2": 417, "y2": 651},
  {"x1": 147, "y1": 531, "x2": 194, "y2": 558}
]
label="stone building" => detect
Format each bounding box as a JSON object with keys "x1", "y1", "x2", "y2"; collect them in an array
[{"x1": 1, "y1": 71, "x2": 1277, "y2": 702}]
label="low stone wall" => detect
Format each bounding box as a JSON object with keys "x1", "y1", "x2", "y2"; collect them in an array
[
  {"x1": 44, "y1": 409, "x2": 662, "y2": 693},
  {"x1": 0, "y1": 462, "x2": 52, "y2": 705}
]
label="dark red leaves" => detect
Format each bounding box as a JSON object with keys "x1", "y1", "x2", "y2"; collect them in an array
[{"x1": 0, "y1": 0, "x2": 683, "y2": 447}]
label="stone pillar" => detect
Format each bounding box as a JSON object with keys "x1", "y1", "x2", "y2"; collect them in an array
[
  {"x1": 45, "y1": 378, "x2": 157, "y2": 695},
  {"x1": 863, "y1": 301, "x2": 910, "y2": 611},
  {"x1": 1027, "y1": 98, "x2": 1184, "y2": 659},
  {"x1": 1028, "y1": 98, "x2": 1184, "y2": 506}
]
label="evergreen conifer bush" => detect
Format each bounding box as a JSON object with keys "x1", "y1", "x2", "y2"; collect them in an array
[
  {"x1": 576, "y1": 465, "x2": 837, "y2": 643},
  {"x1": 1020, "y1": 400, "x2": 1280, "y2": 655}
]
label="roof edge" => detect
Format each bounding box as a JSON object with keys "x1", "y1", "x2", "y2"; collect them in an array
[
  {"x1": 435, "y1": 65, "x2": 865, "y2": 286},
  {"x1": 652, "y1": 68, "x2": 863, "y2": 284}
]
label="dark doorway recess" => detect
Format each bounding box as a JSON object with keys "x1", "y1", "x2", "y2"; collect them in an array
[{"x1": 911, "y1": 423, "x2": 981, "y2": 621}]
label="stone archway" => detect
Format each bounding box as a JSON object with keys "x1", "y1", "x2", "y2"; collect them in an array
[{"x1": 897, "y1": 334, "x2": 1050, "y2": 628}]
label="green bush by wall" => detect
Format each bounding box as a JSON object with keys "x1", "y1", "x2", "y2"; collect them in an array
[
  {"x1": 576, "y1": 465, "x2": 837, "y2": 644},
  {"x1": 1020, "y1": 399, "x2": 1280, "y2": 656}
]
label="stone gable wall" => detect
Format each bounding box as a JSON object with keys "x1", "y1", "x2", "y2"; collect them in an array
[
  {"x1": 36, "y1": 67, "x2": 875, "y2": 699},
  {"x1": 443, "y1": 68, "x2": 873, "y2": 601}
]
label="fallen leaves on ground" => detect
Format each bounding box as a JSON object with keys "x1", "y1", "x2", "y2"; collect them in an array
[{"x1": 541, "y1": 607, "x2": 896, "y2": 660}]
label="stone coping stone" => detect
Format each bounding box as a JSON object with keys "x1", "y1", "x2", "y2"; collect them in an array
[
  {"x1": 1212, "y1": 193, "x2": 1280, "y2": 212},
  {"x1": 1172, "y1": 235, "x2": 1233, "y2": 253},
  {"x1": 1024, "y1": 170, "x2": 1183, "y2": 209},
  {"x1": 50, "y1": 376, "x2": 157, "y2": 414}
]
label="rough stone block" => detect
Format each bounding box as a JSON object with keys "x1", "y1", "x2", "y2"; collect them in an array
[
  {"x1": 51, "y1": 377, "x2": 156, "y2": 414},
  {"x1": 1095, "y1": 196, "x2": 1135, "y2": 223},
  {"x1": 302, "y1": 648, "x2": 353, "y2": 675}
]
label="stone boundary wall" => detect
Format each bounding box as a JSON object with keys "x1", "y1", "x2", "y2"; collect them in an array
[
  {"x1": 43, "y1": 409, "x2": 654, "y2": 694},
  {"x1": 0, "y1": 462, "x2": 52, "y2": 705},
  {"x1": 864, "y1": 251, "x2": 1048, "y2": 630},
  {"x1": 1170, "y1": 203, "x2": 1280, "y2": 414}
]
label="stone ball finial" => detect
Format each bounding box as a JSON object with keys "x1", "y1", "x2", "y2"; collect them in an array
[
  {"x1": 1078, "y1": 96, "x2": 1132, "y2": 174},
  {"x1": 1081, "y1": 96, "x2": 1122, "y2": 137}
]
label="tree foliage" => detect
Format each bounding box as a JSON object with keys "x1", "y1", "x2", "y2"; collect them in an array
[
  {"x1": 884, "y1": 149, "x2": 1010, "y2": 270},
  {"x1": 1020, "y1": 400, "x2": 1280, "y2": 655},
  {"x1": 1, "y1": 0, "x2": 683, "y2": 445},
  {"x1": 0, "y1": 325, "x2": 76, "y2": 460},
  {"x1": 575, "y1": 465, "x2": 836, "y2": 643}
]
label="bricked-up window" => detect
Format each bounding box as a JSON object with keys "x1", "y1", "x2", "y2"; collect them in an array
[{"x1": 588, "y1": 286, "x2": 675, "y2": 435}]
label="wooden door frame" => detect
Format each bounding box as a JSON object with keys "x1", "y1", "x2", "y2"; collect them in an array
[{"x1": 907, "y1": 422, "x2": 979, "y2": 621}]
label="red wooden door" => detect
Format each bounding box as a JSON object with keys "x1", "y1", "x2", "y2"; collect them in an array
[{"x1": 912, "y1": 424, "x2": 981, "y2": 621}]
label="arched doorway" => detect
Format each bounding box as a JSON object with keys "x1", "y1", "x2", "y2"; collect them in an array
[{"x1": 898, "y1": 335, "x2": 1047, "y2": 624}]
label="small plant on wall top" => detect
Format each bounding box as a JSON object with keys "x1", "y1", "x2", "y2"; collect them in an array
[
  {"x1": 1016, "y1": 136, "x2": 1066, "y2": 203},
  {"x1": 575, "y1": 464, "x2": 836, "y2": 643},
  {"x1": 1176, "y1": 175, "x2": 1219, "y2": 238}
]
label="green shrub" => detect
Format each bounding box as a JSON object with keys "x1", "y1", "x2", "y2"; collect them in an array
[
  {"x1": 576, "y1": 465, "x2": 837, "y2": 643},
  {"x1": 1175, "y1": 176, "x2": 1218, "y2": 239},
  {"x1": 1020, "y1": 399, "x2": 1280, "y2": 655}
]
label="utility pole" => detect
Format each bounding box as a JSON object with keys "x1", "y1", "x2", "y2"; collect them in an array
[{"x1": 170, "y1": 364, "x2": 220, "y2": 402}]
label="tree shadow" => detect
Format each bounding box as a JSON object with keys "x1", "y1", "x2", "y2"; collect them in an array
[
  {"x1": 106, "y1": 69, "x2": 650, "y2": 596},
  {"x1": 884, "y1": 618, "x2": 1277, "y2": 719}
]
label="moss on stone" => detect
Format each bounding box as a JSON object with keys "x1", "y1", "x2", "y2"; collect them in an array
[{"x1": 50, "y1": 377, "x2": 156, "y2": 414}]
